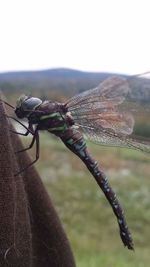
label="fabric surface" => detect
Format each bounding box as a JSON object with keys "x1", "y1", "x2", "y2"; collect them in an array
[{"x1": 0, "y1": 99, "x2": 76, "y2": 267}]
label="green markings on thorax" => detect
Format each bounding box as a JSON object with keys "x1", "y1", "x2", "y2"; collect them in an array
[
  {"x1": 40, "y1": 111, "x2": 68, "y2": 133},
  {"x1": 48, "y1": 125, "x2": 68, "y2": 132},
  {"x1": 40, "y1": 112, "x2": 63, "y2": 121}
]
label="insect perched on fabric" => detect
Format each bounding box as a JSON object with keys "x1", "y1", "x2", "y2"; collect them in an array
[{"x1": 1, "y1": 72, "x2": 150, "y2": 251}]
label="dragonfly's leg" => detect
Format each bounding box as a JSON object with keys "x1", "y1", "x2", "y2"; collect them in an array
[
  {"x1": 10, "y1": 125, "x2": 33, "y2": 136},
  {"x1": 61, "y1": 128, "x2": 134, "y2": 250},
  {"x1": 15, "y1": 130, "x2": 39, "y2": 176},
  {"x1": 6, "y1": 115, "x2": 35, "y2": 136},
  {"x1": 15, "y1": 125, "x2": 36, "y2": 153},
  {"x1": 11, "y1": 129, "x2": 31, "y2": 136}
]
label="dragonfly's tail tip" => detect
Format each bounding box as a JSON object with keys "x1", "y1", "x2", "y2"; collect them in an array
[{"x1": 126, "y1": 242, "x2": 134, "y2": 251}]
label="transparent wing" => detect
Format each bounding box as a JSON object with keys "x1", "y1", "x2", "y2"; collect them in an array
[{"x1": 65, "y1": 76, "x2": 150, "y2": 153}]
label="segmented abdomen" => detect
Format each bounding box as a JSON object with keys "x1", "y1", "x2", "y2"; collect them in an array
[{"x1": 60, "y1": 128, "x2": 134, "y2": 250}]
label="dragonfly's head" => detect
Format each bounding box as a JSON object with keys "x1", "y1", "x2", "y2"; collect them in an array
[{"x1": 15, "y1": 95, "x2": 42, "y2": 118}]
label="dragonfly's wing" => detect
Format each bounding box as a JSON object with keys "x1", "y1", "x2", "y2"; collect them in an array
[
  {"x1": 66, "y1": 76, "x2": 129, "y2": 108},
  {"x1": 66, "y1": 76, "x2": 134, "y2": 134},
  {"x1": 79, "y1": 123, "x2": 150, "y2": 153},
  {"x1": 65, "y1": 76, "x2": 150, "y2": 153}
]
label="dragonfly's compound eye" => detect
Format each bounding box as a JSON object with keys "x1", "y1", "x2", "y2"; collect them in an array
[
  {"x1": 22, "y1": 97, "x2": 42, "y2": 111},
  {"x1": 15, "y1": 95, "x2": 42, "y2": 118}
]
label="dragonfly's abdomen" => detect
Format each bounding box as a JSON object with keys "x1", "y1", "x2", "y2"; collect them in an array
[{"x1": 60, "y1": 128, "x2": 134, "y2": 250}]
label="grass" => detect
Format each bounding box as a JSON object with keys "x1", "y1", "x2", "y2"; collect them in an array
[{"x1": 23, "y1": 132, "x2": 150, "y2": 267}]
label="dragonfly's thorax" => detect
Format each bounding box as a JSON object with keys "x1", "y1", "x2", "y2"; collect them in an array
[{"x1": 28, "y1": 100, "x2": 74, "y2": 135}]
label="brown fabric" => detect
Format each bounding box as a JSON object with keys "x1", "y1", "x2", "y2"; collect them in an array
[{"x1": 0, "y1": 99, "x2": 76, "y2": 267}]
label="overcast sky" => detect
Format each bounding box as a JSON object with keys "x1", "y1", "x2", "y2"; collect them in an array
[{"x1": 0, "y1": 0, "x2": 150, "y2": 74}]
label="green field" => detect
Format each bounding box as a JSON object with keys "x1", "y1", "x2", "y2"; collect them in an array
[{"x1": 25, "y1": 133, "x2": 150, "y2": 267}]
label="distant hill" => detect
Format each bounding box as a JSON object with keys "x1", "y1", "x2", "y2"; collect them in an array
[
  {"x1": 0, "y1": 68, "x2": 150, "y2": 104},
  {"x1": 0, "y1": 68, "x2": 114, "y2": 97},
  {"x1": 0, "y1": 68, "x2": 113, "y2": 81}
]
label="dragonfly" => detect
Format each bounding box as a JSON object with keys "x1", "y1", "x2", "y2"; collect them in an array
[{"x1": 1, "y1": 72, "x2": 150, "y2": 251}]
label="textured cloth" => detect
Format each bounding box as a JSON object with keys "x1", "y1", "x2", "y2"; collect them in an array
[{"x1": 0, "y1": 99, "x2": 76, "y2": 267}]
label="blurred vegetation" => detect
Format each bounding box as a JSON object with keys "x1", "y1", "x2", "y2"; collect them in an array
[{"x1": 134, "y1": 122, "x2": 150, "y2": 137}]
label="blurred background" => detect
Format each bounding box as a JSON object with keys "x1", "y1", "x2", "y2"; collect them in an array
[{"x1": 0, "y1": 0, "x2": 150, "y2": 266}]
